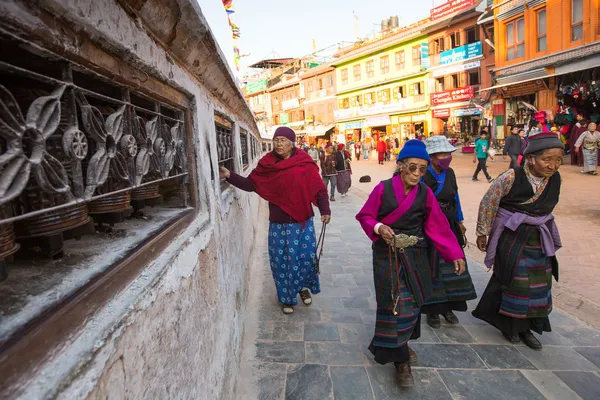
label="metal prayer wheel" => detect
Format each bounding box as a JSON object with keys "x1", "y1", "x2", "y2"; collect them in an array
[
  {"x1": 0, "y1": 205, "x2": 20, "y2": 281},
  {"x1": 88, "y1": 190, "x2": 133, "y2": 227},
  {"x1": 131, "y1": 182, "x2": 161, "y2": 213}
]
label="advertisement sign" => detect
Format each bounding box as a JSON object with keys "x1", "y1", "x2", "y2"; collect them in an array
[
  {"x1": 432, "y1": 60, "x2": 480, "y2": 77},
  {"x1": 343, "y1": 121, "x2": 364, "y2": 130},
  {"x1": 246, "y1": 79, "x2": 267, "y2": 95},
  {"x1": 432, "y1": 108, "x2": 451, "y2": 118},
  {"x1": 454, "y1": 107, "x2": 481, "y2": 117},
  {"x1": 421, "y1": 42, "x2": 430, "y2": 69},
  {"x1": 279, "y1": 113, "x2": 289, "y2": 124},
  {"x1": 500, "y1": 80, "x2": 547, "y2": 97},
  {"x1": 430, "y1": 0, "x2": 476, "y2": 20},
  {"x1": 439, "y1": 41, "x2": 482, "y2": 65},
  {"x1": 430, "y1": 86, "x2": 474, "y2": 106},
  {"x1": 397, "y1": 116, "x2": 412, "y2": 123}
]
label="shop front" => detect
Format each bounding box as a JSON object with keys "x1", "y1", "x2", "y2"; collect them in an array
[{"x1": 390, "y1": 112, "x2": 429, "y2": 140}]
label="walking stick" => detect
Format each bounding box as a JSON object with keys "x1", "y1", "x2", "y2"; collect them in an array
[{"x1": 315, "y1": 222, "x2": 327, "y2": 275}]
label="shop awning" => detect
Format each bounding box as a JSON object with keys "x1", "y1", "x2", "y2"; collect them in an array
[
  {"x1": 364, "y1": 116, "x2": 391, "y2": 128},
  {"x1": 301, "y1": 124, "x2": 336, "y2": 137}
]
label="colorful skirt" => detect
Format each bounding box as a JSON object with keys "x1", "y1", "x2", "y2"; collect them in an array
[
  {"x1": 336, "y1": 170, "x2": 352, "y2": 194},
  {"x1": 582, "y1": 148, "x2": 598, "y2": 172},
  {"x1": 268, "y1": 219, "x2": 320, "y2": 305}
]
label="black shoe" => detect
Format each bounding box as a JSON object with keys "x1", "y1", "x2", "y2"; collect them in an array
[
  {"x1": 487, "y1": 177, "x2": 493, "y2": 183},
  {"x1": 394, "y1": 362, "x2": 414, "y2": 387},
  {"x1": 519, "y1": 330, "x2": 542, "y2": 350},
  {"x1": 330, "y1": 195, "x2": 335, "y2": 202},
  {"x1": 502, "y1": 331, "x2": 520, "y2": 344},
  {"x1": 442, "y1": 310, "x2": 459, "y2": 324},
  {"x1": 427, "y1": 313, "x2": 441, "y2": 329},
  {"x1": 472, "y1": 177, "x2": 479, "y2": 181}
]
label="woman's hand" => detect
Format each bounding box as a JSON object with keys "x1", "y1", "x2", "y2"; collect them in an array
[
  {"x1": 459, "y1": 222, "x2": 467, "y2": 235},
  {"x1": 476, "y1": 236, "x2": 488, "y2": 252},
  {"x1": 453, "y1": 259, "x2": 466, "y2": 275},
  {"x1": 219, "y1": 167, "x2": 230, "y2": 180},
  {"x1": 379, "y1": 225, "x2": 395, "y2": 245},
  {"x1": 321, "y1": 215, "x2": 331, "y2": 224}
]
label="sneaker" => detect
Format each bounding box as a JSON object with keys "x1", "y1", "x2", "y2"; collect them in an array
[
  {"x1": 472, "y1": 178, "x2": 479, "y2": 182},
  {"x1": 299, "y1": 289, "x2": 312, "y2": 306},
  {"x1": 487, "y1": 177, "x2": 493, "y2": 183},
  {"x1": 282, "y1": 304, "x2": 294, "y2": 315}
]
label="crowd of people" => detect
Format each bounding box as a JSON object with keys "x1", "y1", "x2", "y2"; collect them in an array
[{"x1": 219, "y1": 125, "x2": 568, "y2": 389}]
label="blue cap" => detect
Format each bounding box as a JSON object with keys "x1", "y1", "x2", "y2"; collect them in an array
[{"x1": 397, "y1": 139, "x2": 431, "y2": 163}]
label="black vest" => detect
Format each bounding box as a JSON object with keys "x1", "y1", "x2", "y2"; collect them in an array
[
  {"x1": 423, "y1": 168, "x2": 464, "y2": 247},
  {"x1": 499, "y1": 167, "x2": 561, "y2": 216}
]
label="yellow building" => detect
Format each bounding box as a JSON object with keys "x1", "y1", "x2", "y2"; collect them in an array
[{"x1": 332, "y1": 22, "x2": 432, "y2": 143}]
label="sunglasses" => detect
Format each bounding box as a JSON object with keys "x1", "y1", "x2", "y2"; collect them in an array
[{"x1": 402, "y1": 163, "x2": 428, "y2": 175}]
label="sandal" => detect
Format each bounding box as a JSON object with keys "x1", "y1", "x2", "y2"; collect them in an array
[
  {"x1": 300, "y1": 289, "x2": 312, "y2": 306},
  {"x1": 282, "y1": 304, "x2": 294, "y2": 315}
]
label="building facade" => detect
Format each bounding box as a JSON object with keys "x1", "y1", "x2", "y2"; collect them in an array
[
  {"x1": 299, "y1": 65, "x2": 337, "y2": 143},
  {"x1": 488, "y1": 0, "x2": 600, "y2": 140},
  {"x1": 268, "y1": 75, "x2": 305, "y2": 132}
]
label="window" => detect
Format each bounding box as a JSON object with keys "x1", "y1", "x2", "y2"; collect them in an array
[
  {"x1": 450, "y1": 32, "x2": 461, "y2": 48},
  {"x1": 327, "y1": 76, "x2": 334, "y2": 86},
  {"x1": 350, "y1": 94, "x2": 362, "y2": 107},
  {"x1": 366, "y1": 60, "x2": 375, "y2": 78},
  {"x1": 364, "y1": 91, "x2": 376, "y2": 105},
  {"x1": 468, "y1": 69, "x2": 481, "y2": 86},
  {"x1": 339, "y1": 97, "x2": 350, "y2": 109},
  {"x1": 353, "y1": 64, "x2": 361, "y2": 81},
  {"x1": 412, "y1": 45, "x2": 421, "y2": 66},
  {"x1": 341, "y1": 68, "x2": 348, "y2": 84},
  {"x1": 430, "y1": 38, "x2": 445, "y2": 55},
  {"x1": 506, "y1": 18, "x2": 525, "y2": 61},
  {"x1": 394, "y1": 85, "x2": 407, "y2": 99},
  {"x1": 318, "y1": 79, "x2": 323, "y2": 90},
  {"x1": 377, "y1": 88, "x2": 391, "y2": 103},
  {"x1": 274, "y1": 96, "x2": 279, "y2": 105},
  {"x1": 436, "y1": 77, "x2": 445, "y2": 92},
  {"x1": 451, "y1": 74, "x2": 460, "y2": 89},
  {"x1": 537, "y1": 9, "x2": 547, "y2": 52},
  {"x1": 307, "y1": 81, "x2": 313, "y2": 92},
  {"x1": 571, "y1": 0, "x2": 583, "y2": 41},
  {"x1": 465, "y1": 26, "x2": 479, "y2": 44},
  {"x1": 239, "y1": 129, "x2": 249, "y2": 169},
  {"x1": 380, "y1": 55, "x2": 390, "y2": 74},
  {"x1": 395, "y1": 50, "x2": 405, "y2": 70}
]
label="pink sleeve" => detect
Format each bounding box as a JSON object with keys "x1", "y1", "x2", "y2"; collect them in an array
[
  {"x1": 423, "y1": 187, "x2": 464, "y2": 262},
  {"x1": 355, "y1": 183, "x2": 384, "y2": 242}
]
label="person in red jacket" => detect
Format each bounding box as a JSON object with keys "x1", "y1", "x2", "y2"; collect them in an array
[{"x1": 377, "y1": 137, "x2": 387, "y2": 165}]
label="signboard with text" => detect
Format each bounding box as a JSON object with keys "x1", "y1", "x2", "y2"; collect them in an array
[
  {"x1": 431, "y1": 0, "x2": 476, "y2": 20},
  {"x1": 245, "y1": 79, "x2": 267, "y2": 95},
  {"x1": 432, "y1": 60, "x2": 480, "y2": 77},
  {"x1": 432, "y1": 108, "x2": 451, "y2": 119},
  {"x1": 454, "y1": 107, "x2": 481, "y2": 117},
  {"x1": 440, "y1": 41, "x2": 482, "y2": 65},
  {"x1": 421, "y1": 42, "x2": 430, "y2": 69},
  {"x1": 430, "y1": 86, "x2": 474, "y2": 106}
]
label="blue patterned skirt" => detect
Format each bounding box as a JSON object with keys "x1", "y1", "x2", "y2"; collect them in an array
[{"x1": 268, "y1": 218, "x2": 320, "y2": 305}]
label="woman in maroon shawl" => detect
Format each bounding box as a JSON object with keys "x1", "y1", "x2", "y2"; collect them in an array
[
  {"x1": 220, "y1": 127, "x2": 331, "y2": 315},
  {"x1": 569, "y1": 113, "x2": 588, "y2": 166}
]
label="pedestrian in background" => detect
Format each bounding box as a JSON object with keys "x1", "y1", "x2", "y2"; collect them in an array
[
  {"x1": 362, "y1": 140, "x2": 371, "y2": 160},
  {"x1": 354, "y1": 141, "x2": 362, "y2": 160},
  {"x1": 503, "y1": 126, "x2": 523, "y2": 169},
  {"x1": 335, "y1": 143, "x2": 352, "y2": 197},
  {"x1": 307, "y1": 143, "x2": 319, "y2": 164},
  {"x1": 377, "y1": 137, "x2": 387, "y2": 164},
  {"x1": 220, "y1": 127, "x2": 331, "y2": 315},
  {"x1": 473, "y1": 133, "x2": 564, "y2": 351},
  {"x1": 421, "y1": 136, "x2": 477, "y2": 329},
  {"x1": 574, "y1": 121, "x2": 600, "y2": 175},
  {"x1": 321, "y1": 143, "x2": 338, "y2": 201},
  {"x1": 473, "y1": 131, "x2": 494, "y2": 182}
]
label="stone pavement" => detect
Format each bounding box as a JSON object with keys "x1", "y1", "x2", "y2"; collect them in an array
[
  {"x1": 236, "y1": 188, "x2": 600, "y2": 400},
  {"x1": 349, "y1": 154, "x2": 600, "y2": 330}
]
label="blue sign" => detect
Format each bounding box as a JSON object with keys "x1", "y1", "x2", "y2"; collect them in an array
[
  {"x1": 440, "y1": 41, "x2": 482, "y2": 65},
  {"x1": 420, "y1": 42, "x2": 430, "y2": 70},
  {"x1": 343, "y1": 121, "x2": 364, "y2": 130},
  {"x1": 454, "y1": 107, "x2": 482, "y2": 117}
]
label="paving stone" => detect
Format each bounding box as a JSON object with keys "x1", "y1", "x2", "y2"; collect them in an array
[
  {"x1": 272, "y1": 321, "x2": 304, "y2": 341},
  {"x1": 256, "y1": 320, "x2": 274, "y2": 340},
  {"x1": 342, "y1": 296, "x2": 371, "y2": 309},
  {"x1": 554, "y1": 371, "x2": 600, "y2": 400},
  {"x1": 462, "y1": 324, "x2": 511, "y2": 345},
  {"x1": 367, "y1": 366, "x2": 452, "y2": 399},
  {"x1": 255, "y1": 341, "x2": 305, "y2": 364},
  {"x1": 249, "y1": 362, "x2": 287, "y2": 400},
  {"x1": 449, "y1": 310, "x2": 488, "y2": 325},
  {"x1": 339, "y1": 323, "x2": 370, "y2": 344},
  {"x1": 554, "y1": 326, "x2": 600, "y2": 346},
  {"x1": 332, "y1": 273, "x2": 357, "y2": 287},
  {"x1": 342, "y1": 266, "x2": 365, "y2": 275},
  {"x1": 349, "y1": 286, "x2": 372, "y2": 298},
  {"x1": 409, "y1": 344, "x2": 486, "y2": 369},
  {"x1": 290, "y1": 308, "x2": 323, "y2": 322},
  {"x1": 412, "y1": 324, "x2": 440, "y2": 344},
  {"x1": 330, "y1": 366, "x2": 374, "y2": 400},
  {"x1": 360, "y1": 309, "x2": 376, "y2": 326},
  {"x1": 285, "y1": 364, "x2": 332, "y2": 400},
  {"x1": 574, "y1": 347, "x2": 600, "y2": 368},
  {"x1": 549, "y1": 310, "x2": 582, "y2": 327},
  {"x1": 433, "y1": 325, "x2": 475, "y2": 344},
  {"x1": 322, "y1": 309, "x2": 364, "y2": 324},
  {"x1": 521, "y1": 370, "x2": 583, "y2": 400},
  {"x1": 471, "y1": 344, "x2": 537, "y2": 370},
  {"x1": 518, "y1": 345, "x2": 599, "y2": 371},
  {"x1": 535, "y1": 330, "x2": 573, "y2": 346},
  {"x1": 317, "y1": 287, "x2": 350, "y2": 298},
  {"x1": 438, "y1": 370, "x2": 545, "y2": 400},
  {"x1": 305, "y1": 342, "x2": 367, "y2": 365},
  {"x1": 304, "y1": 323, "x2": 340, "y2": 342},
  {"x1": 314, "y1": 297, "x2": 344, "y2": 310}
]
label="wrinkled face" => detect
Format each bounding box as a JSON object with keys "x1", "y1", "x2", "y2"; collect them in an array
[
  {"x1": 398, "y1": 157, "x2": 428, "y2": 188},
  {"x1": 273, "y1": 137, "x2": 293, "y2": 157},
  {"x1": 528, "y1": 148, "x2": 564, "y2": 178},
  {"x1": 589, "y1": 123, "x2": 597, "y2": 132}
]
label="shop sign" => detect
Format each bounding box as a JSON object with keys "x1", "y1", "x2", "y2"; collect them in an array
[
  {"x1": 412, "y1": 114, "x2": 427, "y2": 122},
  {"x1": 282, "y1": 98, "x2": 300, "y2": 111},
  {"x1": 431, "y1": 86, "x2": 474, "y2": 105},
  {"x1": 432, "y1": 60, "x2": 480, "y2": 77},
  {"x1": 398, "y1": 116, "x2": 412, "y2": 123},
  {"x1": 440, "y1": 41, "x2": 482, "y2": 65},
  {"x1": 454, "y1": 107, "x2": 481, "y2": 117},
  {"x1": 279, "y1": 113, "x2": 289, "y2": 124},
  {"x1": 343, "y1": 121, "x2": 364, "y2": 130},
  {"x1": 500, "y1": 79, "x2": 547, "y2": 97},
  {"x1": 305, "y1": 115, "x2": 314, "y2": 123},
  {"x1": 430, "y1": 0, "x2": 475, "y2": 20},
  {"x1": 421, "y1": 42, "x2": 430, "y2": 70},
  {"x1": 245, "y1": 79, "x2": 267, "y2": 95},
  {"x1": 432, "y1": 108, "x2": 451, "y2": 118},
  {"x1": 365, "y1": 116, "x2": 391, "y2": 127}
]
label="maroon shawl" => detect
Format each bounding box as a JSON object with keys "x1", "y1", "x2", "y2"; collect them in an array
[{"x1": 249, "y1": 150, "x2": 326, "y2": 223}]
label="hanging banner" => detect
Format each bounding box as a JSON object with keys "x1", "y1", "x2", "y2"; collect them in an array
[
  {"x1": 439, "y1": 41, "x2": 482, "y2": 65},
  {"x1": 421, "y1": 42, "x2": 430, "y2": 70},
  {"x1": 430, "y1": 0, "x2": 476, "y2": 21},
  {"x1": 454, "y1": 107, "x2": 482, "y2": 117},
  {"x1": 431, "y1": 86, "x2": 474, "y2": 106}
]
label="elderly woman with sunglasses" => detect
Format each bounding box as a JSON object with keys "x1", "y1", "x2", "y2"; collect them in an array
[{"x1": 356, "y1": 140, "x2": 466, "y2": 387}]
